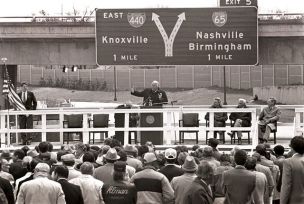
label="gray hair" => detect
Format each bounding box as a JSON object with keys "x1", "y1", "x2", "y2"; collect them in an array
[
  {"x1": 239, "y1": 98, "x2": 246, "y2": 103},
  {"x1": 80, "y1": 162, "x2": 94, "y2": 175},
  {"x1": 151, "y1": 81, "x2": 160, "y2": 87}
]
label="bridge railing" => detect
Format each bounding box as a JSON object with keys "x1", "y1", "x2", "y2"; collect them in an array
[
  {"x1": 294, "y1": 108, "x2": 304, "y2": 136},
  {"x1": 0, "y1": 104, "x2": 301, "y2": 148},
  {"x1": 0, "y1": 13, "x2": 303, "y2": 23},
  {"x1": 0, "y1": 106, "x2": 258, "y2": 147}
]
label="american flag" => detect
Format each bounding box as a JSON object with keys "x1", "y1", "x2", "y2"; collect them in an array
[{"x1": 2, "y1": 66, "x2": 26, "y2": 111}]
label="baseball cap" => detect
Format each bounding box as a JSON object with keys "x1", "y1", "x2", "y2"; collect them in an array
[
  {"x1": 143, "y1": 152, "x2": 157, "y2": 164},
  {"x1": 165, "y1": 148, "x2": 177, "y2": 159}
]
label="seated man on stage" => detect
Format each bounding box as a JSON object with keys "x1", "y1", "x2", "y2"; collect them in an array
[
  {"x1": 258, "y1": 97, "x2": 281, "y2": 144},
  {"x1": 228, "y1": 98, "x2": 252, "y2": 144},
  {"x1": 131, "y1": 80, "x2": 168, "y2": 106},
  {"x1": 205, "y1": 97, "x2": 228, "y2": 140}
]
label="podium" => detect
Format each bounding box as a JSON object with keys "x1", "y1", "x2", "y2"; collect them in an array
[{"x1": 140, "y1": 106, "x2": 163, "y2": 145}]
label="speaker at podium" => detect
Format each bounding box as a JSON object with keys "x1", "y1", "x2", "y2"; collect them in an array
[{"x1": 140, "y1": 106, "x2": 163, "y2": 145}]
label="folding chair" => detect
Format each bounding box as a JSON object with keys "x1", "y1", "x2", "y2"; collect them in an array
[
  {"x1": 88, "y1": 114, "x2": 109, "y2": 144},
  {"x1": 230, "y1": 120, "x2": 251, "y2": 144},
  {"x1": 63, "y1": 114, "x2": 83, "y2": 144},
  {"x1": 179, "y1": 113, "x2": 199, "y2": 144}
]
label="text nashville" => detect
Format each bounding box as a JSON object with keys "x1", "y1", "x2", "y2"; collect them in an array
[{"x1": 102, "y1": 35, "x2": 148, "y2": 44}]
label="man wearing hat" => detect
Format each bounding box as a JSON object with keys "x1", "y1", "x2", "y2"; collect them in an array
[
  {"x1": 94, "y1": 148, "x2": 120, "y2": 184},
  {"x1": 159, "y1": 148, "x2": 183, "y2": 182},
  {"x1": 228, "y1": 98, "x2": 252, "y2": 144},
  {"x1": 125, "y1": 144, "x2": 142, "y2": 171},
  {"x1": 16, "y1": 163, "x2": 65, "y2": 204},
  {"x1": 171, "y1": 156, "x2": 198, "y2": 204},
  {"x1": 183, "y1": 161, "x2": 214, "y2": 204},
  {"x1": 130, "y1": 152, "x2": 174, "y2": 204},
  {"x1": 18, "y1": 82, "x2": 37, "y2": 145},
  {"x1": 61, "y1": 154, "x2": 82, "y2": 180},
  {"x1": 102, "y1": 161, "x2": 137, "y2": 204}
]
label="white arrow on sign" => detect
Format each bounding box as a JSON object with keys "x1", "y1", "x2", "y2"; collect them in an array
[{"x1": 152, "y1": 12, "x2": 186, "y2": 57}]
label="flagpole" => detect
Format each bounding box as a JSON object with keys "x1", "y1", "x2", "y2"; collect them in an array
[
  {"x1": 5, "y1": 95, "x2": 11, "y2": 147},
  {"x1": 2, "y1": 57, "x2": 10, "y2": 147}
]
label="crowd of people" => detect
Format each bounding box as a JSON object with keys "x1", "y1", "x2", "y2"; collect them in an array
[{"x1": 0, "y1": 135, "x2": 302, "y2": 204}]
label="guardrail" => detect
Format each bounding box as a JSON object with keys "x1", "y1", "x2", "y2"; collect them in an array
[
  {"x1": 0, "y1": 13, "x2": 303, "y2": 23},
  {"x1": 0, "y1": 104, "x2": 301, "y2": 149},
  {"x1": 294, "y1": 108, "x2": 304, "y2": 135},
  {"x1": 0, "y1": 106, "x2": 258, "y2": 148}
]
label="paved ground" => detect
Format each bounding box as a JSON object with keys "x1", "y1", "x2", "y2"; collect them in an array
[{"x1": 33, "y1": 86, "x2": 253, "y2": 106}]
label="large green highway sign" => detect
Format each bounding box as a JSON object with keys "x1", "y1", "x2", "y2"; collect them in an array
[{"x1": 96, "y1": 7, "x2": 258, "y2": 65}]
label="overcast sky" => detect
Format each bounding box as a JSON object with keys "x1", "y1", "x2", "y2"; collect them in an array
[{"x1": 0, "y1": 0, "x2": 303, "y2": 16}]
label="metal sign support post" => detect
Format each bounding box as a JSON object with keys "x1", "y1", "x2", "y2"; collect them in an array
[
  {"x1": 114, "y1": 66, "x2": 117, "y2": 101},
  {"x1": 223, "y1": 66, "x2": 227, "y2": 105}
]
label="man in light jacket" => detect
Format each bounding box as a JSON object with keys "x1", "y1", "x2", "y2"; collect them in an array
[
  {"x1": 280, "y1": 136, "x2": 304, "y2": 204},
  {"x1": 130, "y1": 152, "x2": 174, "y2": 204},
  {"x1": 16, "y1": 163, "x2": 65, "y2": 204}
]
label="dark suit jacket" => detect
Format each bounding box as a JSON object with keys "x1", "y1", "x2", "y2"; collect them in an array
[
  {"x1": 18, "y1": 91, "x2": 37, "y2": 110},
  {"x1": 229, "y1": 106, "x2": 252, "y2": 127},
  {"x1": 16, "y1": 174, "x2": 33, "y2": 198},
  {"x1": 280, "y1": 154, "x2": 304, "y2": 204},
  {"x1": 58, "y1": 179, "x2": 84, "y2": 204},
  {"x1": 9, "y1": 160, "x2": 27, "y2": 181},
  {"x1": 205, "y1": 106, "x2": 228, "y2": 126},
  {"x1": 222, "y1": 166, "x2": 256, "y2": 204},
  {"x1": 131, "y1": 88, "x2": 168, "y2": 106},
  {"x1": 0, "y1": 177, "x2": 14, "y2": 204},
  {"x1": 159, "y1": 165, "x2": 184, "y2": 182},
  {"x1": 183, "y1": 177, "x2": 213, "y2": 204}
]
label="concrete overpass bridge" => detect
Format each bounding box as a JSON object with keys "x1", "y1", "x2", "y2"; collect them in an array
[
  {"x1": 0, "y1": 14, "x2": 303, "y2": 150},
  {"x1": 0, "y1": 14, "x2": 303, "y2": 65},
  {"x1": 1, "y1": 14, "x2": 304, "y2": 108}
]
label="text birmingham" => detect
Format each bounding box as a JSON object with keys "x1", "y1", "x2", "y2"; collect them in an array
[{"x1": 189, "y1": 30, "x2": 253, "y2": 52}]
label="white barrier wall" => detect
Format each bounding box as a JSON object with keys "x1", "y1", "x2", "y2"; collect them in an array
[{"x1": 253, "y1": 86, "x2": 304, "y2": 104}]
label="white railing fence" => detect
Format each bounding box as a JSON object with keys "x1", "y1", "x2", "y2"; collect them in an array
[
  {"x1": 0, "y1": 105, "x2": 301, "y2": 149},
  {"x1": 0, "y1": 107, "x2": 257, "y2": 147},
  {"x1": 294, "y1": 108, "x2": 304, "y2": 136}
]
